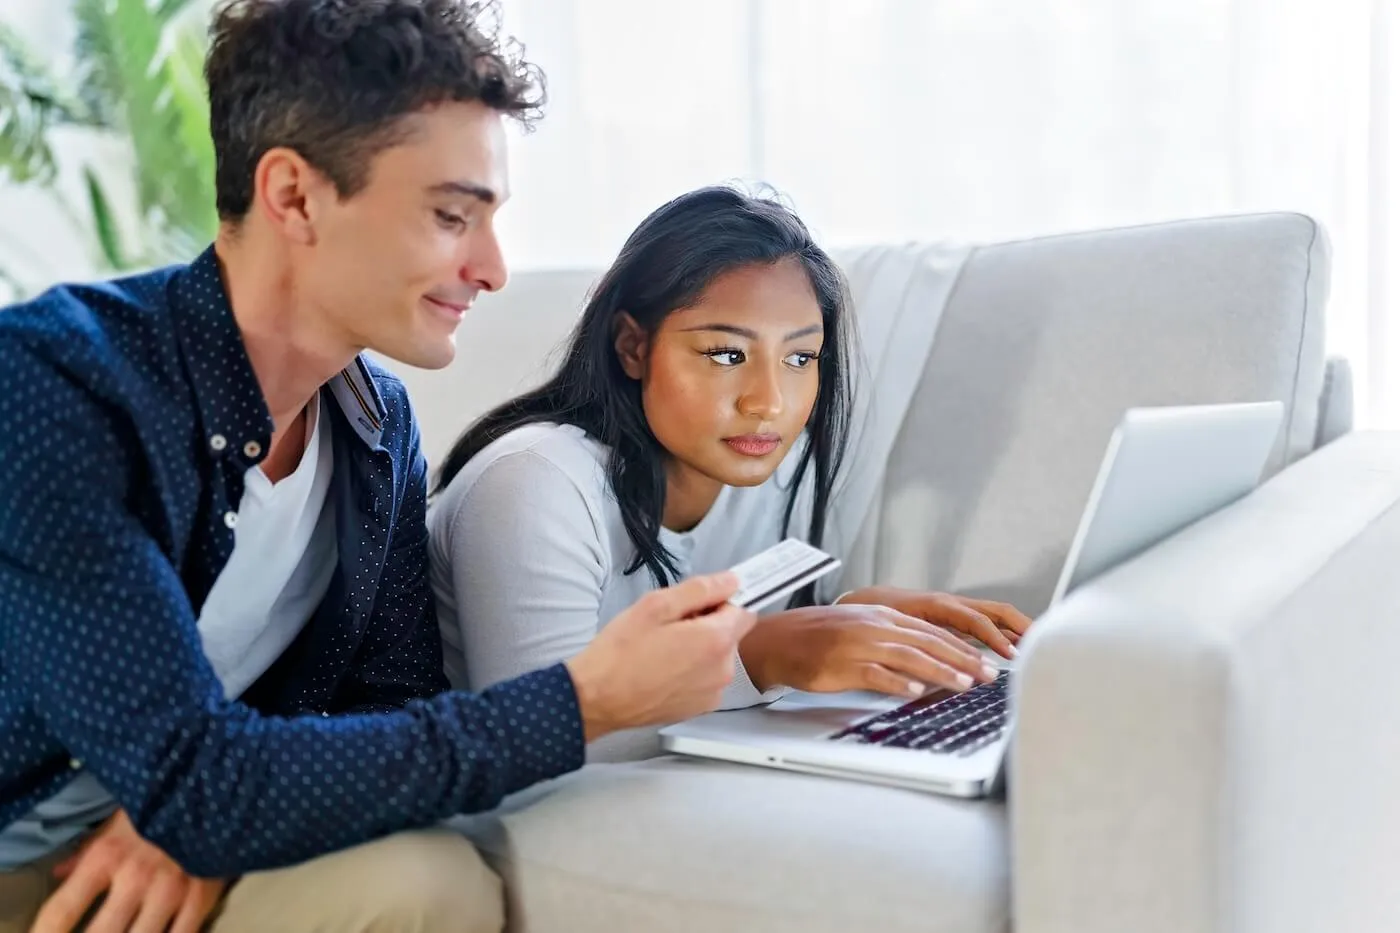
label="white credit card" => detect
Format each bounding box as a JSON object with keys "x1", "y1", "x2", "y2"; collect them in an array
[{"x1": 727, "y1": 538, "x2": 841, "y2": 612}]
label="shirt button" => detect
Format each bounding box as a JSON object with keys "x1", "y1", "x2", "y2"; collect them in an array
[
  {"x1": 224, "y1": 511, "x2": 238, "y2": 529},
  {"x1": 69, "y1": 758, "x2": 81, "y2": 770},
  {"x1": 209, "y1": 434, "x2": 227, "y2": 452},
  {"x1": 243, "y1": 440, "x2": 262, "y2": 459}
]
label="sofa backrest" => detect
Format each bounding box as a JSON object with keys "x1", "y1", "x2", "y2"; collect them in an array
[
  {"x1": 854, "y1": 212, "x2": 1331, "y2": 613},
  {"x1": 390, "y1": 212, "x2": 1333, "y2": 614}
]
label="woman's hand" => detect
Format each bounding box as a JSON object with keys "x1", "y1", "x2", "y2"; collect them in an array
[
  {"x1": 838, "y1": 586, "x2": 1033, "y2": 660},
  {"x1": 738, "y1": 603, "x2": 1003, "y2": 699}
]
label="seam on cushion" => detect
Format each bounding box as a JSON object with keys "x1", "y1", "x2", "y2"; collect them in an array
[{"x1": 1285, "y1": 215, "x2": 1321, "y2": 461}]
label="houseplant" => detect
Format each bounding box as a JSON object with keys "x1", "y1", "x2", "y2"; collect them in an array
[{"x1": 0, "y1": 0, "x2": 215, "y2": 289}]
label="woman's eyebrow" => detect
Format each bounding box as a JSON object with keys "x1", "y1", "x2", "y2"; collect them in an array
[{"x1": 679, "y1": 323, "x2": 822, "y2": 340}]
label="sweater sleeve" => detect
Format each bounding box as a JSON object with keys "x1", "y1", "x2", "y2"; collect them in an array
[
  {"x1": 439, "y1": 450, "x2": 611, "y2": 694},
  {"x1": 434, "y1": 442, "x2": 786, "y2": 761}
]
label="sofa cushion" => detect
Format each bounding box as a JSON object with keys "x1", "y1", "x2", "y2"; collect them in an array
[
  {"x1": 454, "y1": 757, "x2": 1010, "y2": 933},
  {"x1": 842, "y1": 213, "x2": 1331, "y2": 616}
]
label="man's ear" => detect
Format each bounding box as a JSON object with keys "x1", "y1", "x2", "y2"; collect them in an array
[
  {"x1": 613, "y1": 313, "x2": 649, "y2": 380},
  {"x1": 253, "y1": 146, "x2": 327, "y2": 246}
]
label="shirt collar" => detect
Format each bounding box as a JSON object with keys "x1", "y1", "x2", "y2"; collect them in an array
[
  {"x1": 170, "y1": 246, "x2": 274, "y2": 460},
  {"x1": 171, "y1": 246, "x2": 388, "y2": 456},
  {"x1": 326, "y1": 357, "x2": 386, "y2": 450}
]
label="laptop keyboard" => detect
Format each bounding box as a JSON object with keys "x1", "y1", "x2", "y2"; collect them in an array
[{"x1": 830, "y1": 671, "x2": 1010, "y2": 757}]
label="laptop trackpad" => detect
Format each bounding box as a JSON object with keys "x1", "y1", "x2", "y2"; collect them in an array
[{"x1": 764, "y1": 690, "x2": 908, "y2": 732}]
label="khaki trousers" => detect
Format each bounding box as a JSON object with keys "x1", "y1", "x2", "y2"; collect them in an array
[{"x1": 0, "y1": 828, "x2": 503, "y2": 933}]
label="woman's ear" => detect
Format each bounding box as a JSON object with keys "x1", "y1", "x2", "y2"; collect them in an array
[{"x1": 613, "y1": 313, "x2": 648, "y2": 380}]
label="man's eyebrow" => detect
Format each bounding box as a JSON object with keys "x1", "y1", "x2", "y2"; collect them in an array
[
  {"x1": 680, "y1": 323, "x2": 823, "y2": 340},
  {"x1": 428, "y1": 181, "x2": 498, "y2": 204}
]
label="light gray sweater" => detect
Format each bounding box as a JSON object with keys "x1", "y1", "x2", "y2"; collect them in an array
[{"x1": 427, "y1": 422, "x2": 836, "y2": 761}]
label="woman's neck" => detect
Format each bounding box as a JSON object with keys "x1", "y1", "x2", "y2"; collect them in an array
[{"x1": 661, "y1": 459, "x2": 724, "y2": 533}]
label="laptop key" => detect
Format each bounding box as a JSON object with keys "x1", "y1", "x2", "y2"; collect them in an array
[
  {"x1": 956, "y1": 728, "x2": 1006, "y2": 757},
  {"x1": 832, "y1": 672, "x2": 1012, "y2": 753}
]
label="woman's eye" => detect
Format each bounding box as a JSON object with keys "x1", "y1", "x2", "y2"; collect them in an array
[
  {"x1": 785, "y1": 352, "x2": 818, "y2": 368},
  {"x1": 706, "y1": 349, "x2": 745, "y2": 366},
  {"x1": 434, "y1": 209, "x2": 467, "y2": 229}
]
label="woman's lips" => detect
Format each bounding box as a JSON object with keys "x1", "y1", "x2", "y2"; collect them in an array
[{"x1": 724, "y1": 434, "x2": 781, "y2": 457}]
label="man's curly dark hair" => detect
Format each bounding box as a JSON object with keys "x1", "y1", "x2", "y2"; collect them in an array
[{"x1": 204, "y1": 0, "x2": 544, "y2": 221}]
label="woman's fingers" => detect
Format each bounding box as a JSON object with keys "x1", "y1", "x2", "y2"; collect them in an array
[
  {"x1": 871, "y1": 643, "x2": 989, "y2": 694},
  {"x1": 937, "y1": 600, "x2": 1018, "y2": 659},
  {"x1": 854, "y1": 662, "x2": 930, "y2": 699},
  {"x1": 966, "y1": 598, "x2": 1034, "y2": 637},
  {"x1": 877, "y1": 608, "x2": 1004, "y2": 674}
]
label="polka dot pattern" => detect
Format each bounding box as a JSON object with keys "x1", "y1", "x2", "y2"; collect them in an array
[{"x1": 0, "y1": 247, "x2": 585, "y2": 876}]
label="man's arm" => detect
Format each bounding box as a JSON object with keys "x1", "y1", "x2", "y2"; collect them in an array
[{"x1": 0, "y1": 356, "x2": 584, "y2": 878}]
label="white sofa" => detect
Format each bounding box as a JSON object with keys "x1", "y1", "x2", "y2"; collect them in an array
[{"x1": 392, "y1": 213, "x2": 1400, "y2": 932}]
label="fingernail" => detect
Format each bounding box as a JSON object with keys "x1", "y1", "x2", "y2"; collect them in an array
[
  {"x1": 907, "y1": 681, "x2": 925, "y2": 697},
  {"x1": 1008, "y1": 644, "x2": 1020, "y2": 656},
  {"x1": 954, "y1": 672, "x2": 973, "y2": 690},
  {"x1": 982, "y1": 663, "x2": 999, "y2": 681}
]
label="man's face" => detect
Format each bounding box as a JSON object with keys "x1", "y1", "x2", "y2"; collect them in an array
[{"x1": 298, "y1": 100, "x2": 510, "y2": 370}]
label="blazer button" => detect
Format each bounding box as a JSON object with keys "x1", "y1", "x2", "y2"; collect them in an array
[{"x1": 224, "y1": 511, "x2": 238, "y2": 529}]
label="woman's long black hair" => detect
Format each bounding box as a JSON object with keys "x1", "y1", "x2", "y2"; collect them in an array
[{"x1": 435, "y1": 185, "x2": 856, "y2": 596}]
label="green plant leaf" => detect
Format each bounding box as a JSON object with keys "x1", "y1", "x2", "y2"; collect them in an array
[
  {"x1": 0, "y1": 22, "x2": 87, "y2": 185},
  {"x1": 83, "y1": 165, "x2": 125, "y2": 270},
  {"x1": 71, "y1": 0, "x2": 124, "y2": 130},
  {"x1": 73, "y1": 0, "x2": 218, "y2": 258},
  {"x1": 154, "y1": 0, "x2": 198, "y2": 25}
]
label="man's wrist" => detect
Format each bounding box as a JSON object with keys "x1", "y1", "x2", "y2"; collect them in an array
[{"x1": 563, "y1": 656, "x2": 619, "y2": 743}]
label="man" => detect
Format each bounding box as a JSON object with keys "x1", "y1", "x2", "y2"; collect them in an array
[{"x1": 0, "y1": 0, "x2": 756, "y2": 930}]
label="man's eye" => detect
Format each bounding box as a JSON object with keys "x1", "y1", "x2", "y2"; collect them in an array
[{"x1": 434, "y1": 209, "x2": 466, "y2": 229}]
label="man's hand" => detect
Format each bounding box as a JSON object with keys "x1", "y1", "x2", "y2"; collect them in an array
[
  {"x1": 739, "y1": 601, "x2": 1007, "y2": 698},
  {"x1": 33, "y1": 809, "x2": 226, "y2": 933},
  {"x1": 566, "y1": 571, "x2": 756, "y2": 741}
]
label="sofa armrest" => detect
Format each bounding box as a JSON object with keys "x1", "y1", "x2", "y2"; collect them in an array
[{"x1": 1011, "y1": 431, "x2": 1400, "y2": 933}]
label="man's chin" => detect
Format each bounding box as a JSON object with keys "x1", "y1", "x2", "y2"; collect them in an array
[{"x1": 370, "y1": 336, "x2": 457, "y2": 371}]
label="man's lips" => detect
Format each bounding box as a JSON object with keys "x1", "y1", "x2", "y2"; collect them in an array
[
  {"x1": 424, "y1": 295, "x2": 471, "y2": 315},
  {"x1": 724, "y1": 434, "x2": 782, "y2": 457}
]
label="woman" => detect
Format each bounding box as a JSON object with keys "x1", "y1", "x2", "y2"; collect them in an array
[{"x1": 427, "y1": 185, "x2": 1031, "y2": 754}]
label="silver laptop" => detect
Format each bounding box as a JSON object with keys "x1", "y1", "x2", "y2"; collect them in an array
[{"x1": 660, "y1": 401, "x2": 1285, "y2": 797}]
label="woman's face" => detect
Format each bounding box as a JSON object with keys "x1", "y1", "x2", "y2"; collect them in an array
[{"x1": 615, "y1": 258, "x2": 826, "y2": 504}]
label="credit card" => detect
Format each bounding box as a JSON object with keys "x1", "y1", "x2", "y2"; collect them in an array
[{"x1": 727, "y1": 538, "x2": 841, "y2": 611}]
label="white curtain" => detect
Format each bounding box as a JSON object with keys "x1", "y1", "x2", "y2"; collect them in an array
[
  {"x1": 5, "y1": 0, "x2": 1397, "y2": 423},
  {"x1": 497, "y1": 0, "x2": 1400, "y2": 426}
]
